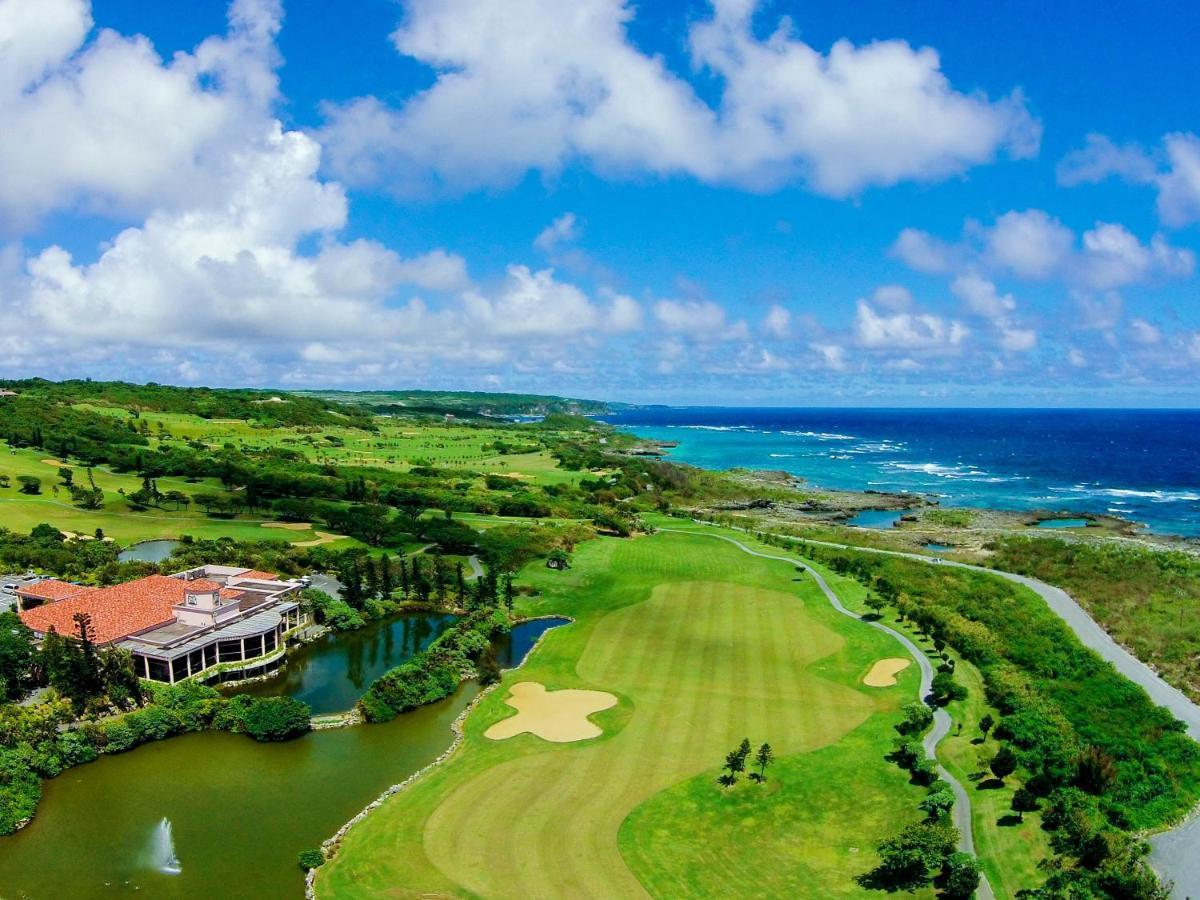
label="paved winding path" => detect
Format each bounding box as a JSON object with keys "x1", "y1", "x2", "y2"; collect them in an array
[{"x1": 660, "y1": 528, "x2": 996, "y2": 899}]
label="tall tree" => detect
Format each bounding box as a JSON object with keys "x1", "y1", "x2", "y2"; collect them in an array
[
  {"x1": 754, "y1": 742, "x2": 774, "y2": 781},
  {"x1": 379, "y1": 553, "x2": 394, "y2": 599}
]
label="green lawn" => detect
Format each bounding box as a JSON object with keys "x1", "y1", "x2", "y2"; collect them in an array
[
  {"x1": 937, "y1": 653, "x2": 1052, "y2": 897},
  {"x1": 0, "y1": 443, "x2": 364, "y2": 548},
  {"x1": 316, "y1": 531, "x2": 932, "y2": 898}
]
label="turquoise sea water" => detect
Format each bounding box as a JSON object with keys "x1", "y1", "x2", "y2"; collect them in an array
[{"x1": 606, "y1": 408, "x2": 1200, "y2": 537}]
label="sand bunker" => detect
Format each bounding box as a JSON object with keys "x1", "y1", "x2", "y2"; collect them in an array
[
  {"x1": 863, "y1": 658, "x2": 911, "y2": 687},
  {"x1": 485, "y1": 682, "x2": 617, "y2": 743},
  {"x1": 262, "y1": 521, "x2": 312, "y2": 530},
  {"x1": 291, "y1": 531, "x2": 344, "y2": 547},
  {"x1": 42, "y1": 459, "x2": 74, "y2": 467}
]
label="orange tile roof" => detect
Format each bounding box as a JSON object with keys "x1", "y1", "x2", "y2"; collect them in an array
[
  {"x1": 236, "y1": 570, "x2": 278, "y2": 581},
  {"x1": 19, "y1": 575, "x2": 194, "y2": 644},
  {"x1": 183, "y1": 579, "x2": 222, "y2": 591},
  {"x1": 16, "y1": 579, "x2": 93, "y2": 602}
]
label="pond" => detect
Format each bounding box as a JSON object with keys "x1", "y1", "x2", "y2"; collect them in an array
[
  {"x1": 0, "y1": 616, "x2": 569, "y2": 899},
  {"x1": 848, "y1": 508, "x2": 911, "y2": 529},
  {"x1": 924, "y1": 542, "x2": 955, "y2": 553},
  {"x1": 495, "y1": 616, "x2": 571, "y2": 668},
  {"x1": 227, "y1": 612, "x2": 459, "y2": 715},
  {"x1": 0, "y1": 685, "x2": 479, "y2": 900},
  {"x1": 117, "y1": 540, "x2": 181, "y2": 564},
  {"x1": 1036, "y1": 518, "x2": 1091, "y2": 529}
]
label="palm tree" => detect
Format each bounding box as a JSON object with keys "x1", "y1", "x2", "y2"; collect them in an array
[{"x1": 755, "y1": 743, "x2": 774, "y2": 781}]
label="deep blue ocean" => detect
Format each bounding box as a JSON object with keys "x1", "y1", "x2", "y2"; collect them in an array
[{"x1": 604, "y1": 408, "x2": 1200, "y2": 537}]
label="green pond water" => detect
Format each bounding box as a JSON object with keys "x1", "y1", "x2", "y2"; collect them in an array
[
  {"x1": 1036, "y1": 517, "x2": 1091, "y2": 529},
  {"x1": 0, "y1": 617, "x2": 569, "y2": 899},
  {"x1": 0, "y1": 684, "x2": 478, "y2": 900},
  {"x1": 226, "y1": 612, "x2": 459, "y2": 715}
]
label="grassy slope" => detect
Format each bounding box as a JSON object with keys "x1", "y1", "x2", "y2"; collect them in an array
[
  {"x1": 0, "y1": 442, "x2": 367, "y2": 548},
  {"x1": 652, "y1": 519, "x2": 1054, "y2": 896},
  {"x1": 317, "y1": 531, "x2": 931, "y2": 899}
]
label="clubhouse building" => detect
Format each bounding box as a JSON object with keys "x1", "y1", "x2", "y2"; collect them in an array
[{"x1": 18, "y1": 566, "x2": 309, "y2": 684}]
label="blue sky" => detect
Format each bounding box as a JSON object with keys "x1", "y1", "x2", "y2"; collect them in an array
[{"x1": 3, "y1": 0, "x2": 1199, "y2": 405}]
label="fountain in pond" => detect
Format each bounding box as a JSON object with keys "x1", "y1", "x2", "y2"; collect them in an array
[{"x1": 151, "y1": 817, "x2": 182, "y2": 875}]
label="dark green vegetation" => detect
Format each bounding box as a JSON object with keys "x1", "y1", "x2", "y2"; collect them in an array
[
  {"x1": 296, "y1": 387, "x2": 616, "y2": 417},
  {"x1": 986, "y1": 535, "x2": 1200, "y2": 703},
  {"x1": 799, "y1": 540, "x2": 1197, "y2": 898}
]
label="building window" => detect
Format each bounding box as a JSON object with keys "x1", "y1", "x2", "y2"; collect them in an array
[
  {"x1": 189, "y1": 649, "x2": 204, "y2": 674},
  {"x1": 218, "y1": 640, "x2": 243, "y2": 662},
  {"x1": 243, "y1": 635, "x2": 263, "y2": 658},
  {"x1": 147, "y1": 658, "x2": 170, "y2": 683},
  {"x1": 186, "y1": 593, "x2": 197, "y2": 607},
  {"x1": 171, "y1": 657, "x2": 189, "y2": 682},
  {"x1": 204, "y1": 643, "x2": 217, "y2": 667},
  {"x1": 264, "y1": 631, "x2": 277, "y2": 653}
]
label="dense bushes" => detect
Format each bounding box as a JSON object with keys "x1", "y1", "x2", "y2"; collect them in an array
[
  {"x1": 230, "y1": 696, "x2": 312, "y2": 741},
  {"x1": 986, "y1": 536, "x2": 1200, "y2": 703},
  {"x1": 358, "y1": 608, "x2": 511, "y2": 723}
]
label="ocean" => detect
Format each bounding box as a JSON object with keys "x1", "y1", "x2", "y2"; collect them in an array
[{"x1": 603, "y1": 408, "x2": 1200, "y2": 538}]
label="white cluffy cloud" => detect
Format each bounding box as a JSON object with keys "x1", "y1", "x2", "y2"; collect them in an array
[
  {"x1": 853, "y1": 286, "x2": 968, "y2": 353},
  {"x1": 893, "y1": 209, "x2": 1194, "y2": 291},
  {"x1": 1058, "y1": 132, "x2": 1200, "y2": 227},
  {"x1": 654, "y1": 298, "x2": 748, "y2": 340},
  {"x1": 0, "y1": 0, "x2": 649, "y2": 386},
  {"x1": 319, "y1": 0, "x2": 1038, "y2": 198},
  {"x1": 0, "y1": 0, "x2": 282, "y2": 229},
  {"x1": 950, "y1": 273, "x2": 1036, "y2": 352}
]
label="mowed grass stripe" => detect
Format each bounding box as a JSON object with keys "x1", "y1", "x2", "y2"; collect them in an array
[{"x1": 317, "y1": 533, "x2": 920, "y2": 899}]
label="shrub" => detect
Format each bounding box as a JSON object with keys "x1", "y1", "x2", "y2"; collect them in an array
[
  {"x1": 942, "y1": 852, "x2": 981, "y2": 899},
  {"x1": 101, "y1": 720, "x2": 137, "y2": 753},
  {"x1": 237, "y1": 697, "x2": 312, "y2": 742},
  {"x1": 297, "y1": 848, "x2": 324, "y2": 870}
]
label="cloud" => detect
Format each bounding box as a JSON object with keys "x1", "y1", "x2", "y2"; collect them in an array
[
  {"x1": 533, "y1": 213, "x2": 581, "y2": 252},
  {"x1": 890, "y1": 228, "x2": 957, "y2": 273},
  {"x1": 1128, "y1": 318, "x2": 1162, "y2": 345},
  {"x1": 950, "y1": 273, "x2": 1035, "y2": 352},
  {"x1": 853, "y1": 290, "x2": 968, "y2": 353},
  {"x1": 1078, "y1": 223, "x2": 1194, "y2": 289},
  {"x1": 811, "y1": 342, "x2": 847, "y2": 371},
  {"x1": 1057, "y1": 134, "x2": 1158, "y2": 187},
  {"x1": 1058, "y1": 132, "x2": 1200, "y2": 227},
  {"x1": 982, "y1": 210, "x2": 1075, "y2": 279},
  {"x1": 896, "y1": 210, "x2": 1192, "y2": 290},
  {"x1": 461, "y1": 264, "x2": 640, "y2": 337},
  {"x1": 318, "y1": 0, "x2": 1038, "y2": 198},
  {"x1": 654, "y1": 298, "x2": 747, "y2": 339},
  {"x1": 762, "y1": 304, "x2": 790, "y2": 337},
  {"x1": 392, "y1": 249, "x2": 472, "y2": 292},
  {"x1": 0, "y1": 0, "x2": 283, "y2": 230}
]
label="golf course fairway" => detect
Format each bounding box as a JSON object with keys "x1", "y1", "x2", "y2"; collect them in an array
[{"x1": 315, "y1": 531, "x2": 931, "y2": 898}]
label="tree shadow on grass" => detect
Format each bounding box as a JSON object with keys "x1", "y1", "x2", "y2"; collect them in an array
[
  {"x1": 997, "y1": 814, "x2": 1023, "y2": 827},
  {"x1": 976, "y1": 777, "x2": 1006, "y2": 790}
]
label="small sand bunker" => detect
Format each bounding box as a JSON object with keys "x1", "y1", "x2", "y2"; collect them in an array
[
  {"x1": 485, "y1": 682, "x2": 617, "y2": 743},
  {"x1": 262, "y1": 521, "x2": 312, "y2": 530},
  {"x1": 863, "y1": 658, "x2": 911, "y2": 687},
  {"x1": 291, "y1": 531, "x2": 344, "y2": 547},
  {"x1": 42, "y1": 459, "x2": 74, "y2": 467}
]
